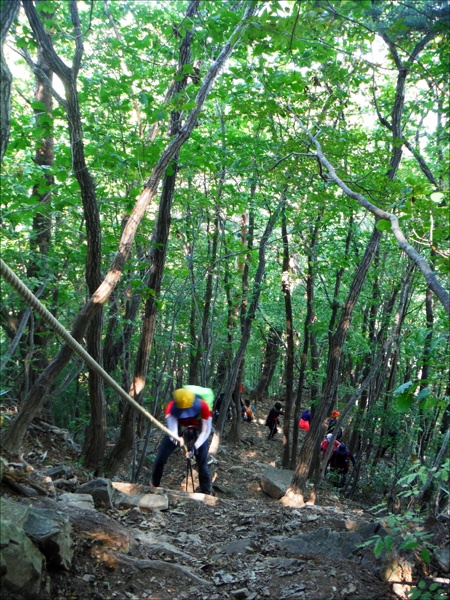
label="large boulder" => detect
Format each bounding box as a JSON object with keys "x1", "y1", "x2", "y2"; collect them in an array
[
  {"x1": 0, "y1": 497, "x2": 73, "y2": 571},
  {"x1": 259, "y1": 465, "x2": 295, "y2": 499},
  {"x1": 23, "y1": 507, "x2": 73, "y2": 569},
  {"x1": 0, "y1": 502, "x2": 49, "y2": 599}
]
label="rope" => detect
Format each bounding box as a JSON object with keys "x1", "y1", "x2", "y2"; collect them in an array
[{"x1": 0, "y1": 258, "x2": 184, "y2": 447}]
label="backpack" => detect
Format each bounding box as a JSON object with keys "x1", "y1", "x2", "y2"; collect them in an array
[
  {"x1": 183, "y1": 385, "x2": 215, "y2": 412},
  {"x1": 299, "y1": 418, "x2": 310, "y2": 431},
  {"x1": 245, "y1": 406, "x2": 253, "y2": 422}
]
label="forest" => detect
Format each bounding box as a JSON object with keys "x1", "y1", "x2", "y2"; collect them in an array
[{"x1": 0, "y1": 0, "x2": 449, "y2": 531}]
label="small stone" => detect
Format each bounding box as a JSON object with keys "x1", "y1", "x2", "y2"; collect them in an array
[{"x1": 232, "y1": 588, "x2": 250, "y2": 599}]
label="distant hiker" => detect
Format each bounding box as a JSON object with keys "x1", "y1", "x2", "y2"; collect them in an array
[
  {"x1": 327, "y1": 410, "x2": 342, "y2": 437},
  {"x1": 241, "y1": 399, "x2": 254, "y2": 422},
  {"x1": 151, "y1": 388, "x2": 212, "y2": 494},
  {"x1": 320, "y1": 431, "x2": 342, "y2": 458},
  {"x1": 265, "y1": 402, "x2": 284, "y2": 439},
  {"x1": 329, "y1": 443, "x2": 355, "y2": 486},
  {"x1": 299, "y1": 409, "x2": 311, "y2": 431}
]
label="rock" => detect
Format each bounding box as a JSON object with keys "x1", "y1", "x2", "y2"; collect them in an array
[
  {"x1": 232, "y1": 587, "x2": 252, "y2": 598},
  {"x1": 0, "y1": 498, "x2": 73, "y2": 570},
  {"x1": 259, "y1": 465, "x2": 295, "y2": 499},
  {"x1": 380, "y1": 551, "x2": 413, "y2": 599},
  {"x1": 341, "y1": 582, "x2": 357, "y2": 595},
  {"x1": 0, "y1": 519, "x2": 48, "y2": 599},
  {"x1": 115, "y1": 492, "x2": 169, "y2": 511},
  {"x1": 271, "y1": 523, "x2": 386, "y2": 561},
  {"x1": 434, "y1": 543, "x2": 450, "y2": 573},
  {"x1": 44, "y1": 465, "x2": 73, "y2": 479},
  {"x1": 77, "y1": 477, "x2": 115, "y2": 509},
  {"x1": 23, "y1": 507, "x2": 73, "y2": 569},
  {"x1": 212, "y1": 482, "x2": 241, "y2": 497},
  {"x1": 58, "y1": 492, "x2": 96, "y2": 510},
  {"x1": 111, "y1": 481, "x2": 148, "y2": 495}
]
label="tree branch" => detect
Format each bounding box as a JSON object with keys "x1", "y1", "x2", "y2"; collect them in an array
[{"x1": 288, "y1": 109, "x2": 450, "y2": 316}]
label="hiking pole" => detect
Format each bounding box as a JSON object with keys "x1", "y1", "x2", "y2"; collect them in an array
[{"x1": 186, "y1": 454, "x2": 195, "y2": 492}]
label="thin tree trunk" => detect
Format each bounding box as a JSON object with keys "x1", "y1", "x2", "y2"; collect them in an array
[
  {"x1": 281, "y1": 203, "x2": 294, "y2": 468},
  {"x1": 0, "y1": 0, "x2": 19, "y2": 163},
  {"x1": 26, "y1": 42, "x2": 54, "y2": 407},
  {"x1": 290, "y1": 209, "x2": 322, "y2": 469},
  {"x1": 252, "y1": 326, "x2": 282, "y2": 407},
  {"x1": 417, "y1": 286, "x2": 434, "y2": 461},
  {"x1": 211, "y1": 198, "x2": 285, "y2": 453},
  {"x1": 105, "y1": 0, "x2": 200, "y2": 475},
  {"x1": 287, "y1": 225, "x2": 382, "y2": 504}
]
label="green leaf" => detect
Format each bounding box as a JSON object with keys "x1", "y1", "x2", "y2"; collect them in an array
[
  {"x1": 417, "y1": 388, "x2": 429, "y2": 400},
  {"x1": 376, "y1": 219, "x2": 391, "y2": 232},
  {"x1": 420, "y1": 548, "x2": 431, "y2": 563},
  {"x1": 394, "y1": 381, "x2": 414, "y2": 395},
  {"x1": 397, "y1": 394, "x2": 414, "y2": 413},
  {"x1": 30, "y1": 101, "x2": 49, "y2": 111},
  {"x1": 374, "y1": 538, "x2": 384, "y2": 558},
  {"x1": 400, "y1": 538, "x2": 418, "y2": 550}
]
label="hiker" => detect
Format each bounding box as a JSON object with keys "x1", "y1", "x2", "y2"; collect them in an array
[
  {"x1": 241, "y1": 398, "x2": 254, "y2": 422},
  {"x1": 298, "y1": 408, "x2": 311, "y2": 431},
  {"x1": 327, "y1": 410, "x2": 342, "y2": 437},
  {"x1": 329, "y1": 443, "x2": 355, "y2": 486},
  {"x1": 320, "y1": 431, "x2": 342, "y2": 458},
  {"x1": 151, "y1": 388, "x2": 212, "y2": 494},
  {"x1": 265, "y1": 401, "x2": 284, "y2": 439}
]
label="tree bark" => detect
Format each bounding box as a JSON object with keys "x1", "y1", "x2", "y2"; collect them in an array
[
  {"x1": 0, "y1": 0, "x2": 19, "y2": 163},
  {"x1": 252, "y1": 326, "x2": 282, "y2": 408},
  {"x1": 281, "y1": 204, "x2": 294, "y2": 468}
]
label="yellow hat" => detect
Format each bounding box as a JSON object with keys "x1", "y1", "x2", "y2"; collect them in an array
[{"x1": 173, "y1": 388, "x2": 195, "y2": 409}]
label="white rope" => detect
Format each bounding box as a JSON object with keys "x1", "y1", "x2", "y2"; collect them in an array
[{"x1": 0, "y1": 258, "x2": 184, "y2": 446}]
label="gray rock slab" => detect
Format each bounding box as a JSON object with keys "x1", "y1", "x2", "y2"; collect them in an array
[
  {"x1": 58, "y1": 492, "x2": 96, "y2": 510},
  {"x1": 115, "y1": 492, "x2": 169, "y2": 511},
  {"x1": 259, "y1": 465, "x2": 295, "y2": 499}
]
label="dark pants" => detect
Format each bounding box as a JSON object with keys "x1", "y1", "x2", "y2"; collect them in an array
[
  {"x1": 151, "y1": 436, "x2": 211, "y2": 494},
  {"x1": 267, "y1": 419, "x2": 279, "y2": 439}
]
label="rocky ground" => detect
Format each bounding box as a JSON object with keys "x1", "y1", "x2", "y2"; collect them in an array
[{"x1": 1, "y1": 398, "x2": 448, "y2": 600}]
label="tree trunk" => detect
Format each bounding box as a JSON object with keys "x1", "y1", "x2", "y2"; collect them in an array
[
  {"x1": 105, "y1": 0, "x2": 199, "y2": 475},
  {"x1": 211, "y1": 198, "x2": 285, "y2": 453},
  {"x1": 0, "y1": 0, "x2": 19, "y2": 163},
  {"x1": 290, "y1": 209, "x2": 322, "y2": 469},
  {"x1": 252, "y1": 326, "x2": 282, "y2": 408},
  {"x1": 288, "y1": 225, "x2": 382, "y2": 502},
  {"x1": 281, "y1": 204, "x2": 294, "y2": 468},
  {"x1": 26, "y1": 43, "x2": 54, "y2": 408}
]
